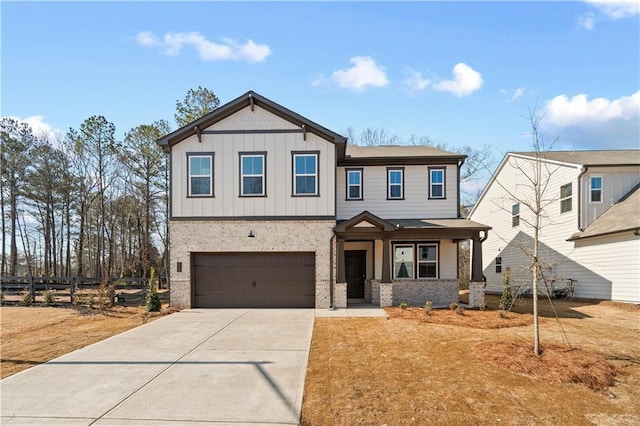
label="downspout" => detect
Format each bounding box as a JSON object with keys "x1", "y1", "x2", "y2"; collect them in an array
[
  {"x1": 457, "y1": 158, "x2": 465, "y2": 218},
  {"x1": 577, "y1": 166, "x2": 588, "y2": 231}
]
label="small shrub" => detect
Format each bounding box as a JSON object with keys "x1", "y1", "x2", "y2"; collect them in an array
[
  {"x1": 500, "y1": 267, "x2": 514, "y2": 311},
  {"x1": 424, "y1": 300, "x2": 433, "y2": 315},
  {"x1": 399, "y1": 302, "x2": 408, "y2": 309},
  {"x1": 43, "y1": 289, "x2": 56, "y2": 306},
  {"x1": 498, "y1": 310, "x2": 509, "y2": 319},
  {"x1": 97, "y1": 279, "x2": 116, "y2": 309},
  {"x1": 479, "y1": 301, "x2": 487, "y2": 311},
  {"x1": 146, "y1": 267, "x2": 161, "y2": 312},
  {"x1": 449, "y1": 302, "x2": 458, "y2": 311},
  {"x1": 455, "y1": 306, "x2": 465, "y2": 316},
  {"x1": 20, "y1": 290, "x2": 33, "y2": 306}
]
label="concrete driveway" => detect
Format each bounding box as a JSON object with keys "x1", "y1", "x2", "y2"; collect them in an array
[{"x1": 0, "y1": 309, "x2": 315, "y2": 425}]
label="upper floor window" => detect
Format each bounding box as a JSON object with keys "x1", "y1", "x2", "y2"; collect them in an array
[
  {"x1": 429, "y1": 167, "x2": 446, "y2": 199},
  {"x1": 387, "y1": 168, "x2": 404, "y2": 200},
  {"x1": 560, "y1": 183, "x2": 572, "y2": 213},
  {"x1": 590, "y1": 176, "x2": 602, "y2": 203},
  {"x1": 240, "y1": 152, "x2": 266, "y2": 197},
  {"x1": 495, "y1": 256, "x2": 502, "y2": 274},
  {"x1": 346, "y1": 168, "x2": 363, "y2": 200},
  {"x1": 512, "y1": 203, "x2": 520, "y2": 227},
  {"x1": 293, "y1": 152, "x2": 318, "y2": 196},
  {"x1": 187, "y1": 153, "x2": 214, "y2": 197}
]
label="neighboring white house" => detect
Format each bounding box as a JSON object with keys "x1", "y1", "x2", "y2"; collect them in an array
[
  {"x1": 157, "y1": 91, "x2": 490, "y2": 309},
  {"x1": 469, "y1": 150, "x2": 640, "y2": 303}
]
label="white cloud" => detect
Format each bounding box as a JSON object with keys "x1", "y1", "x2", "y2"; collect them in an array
[
  {"x1": 330, "y1": 56, "x2": 389, "y2": 91},
  {"x1": 404, "y1": 68, "x2": 431, "y2": 92},
  {"x1": 136, "y1": 31, "x2": 271, "y2": 63},
  {"x1": 433, "y1": 63, "x2": 483, "y2": 97},
  {"x1": 542, "y1": 91, "x2": 640, "y2": 149},
  {"x1": 512, "y1": 87, "x2": 525, "y2": 101},
  {"x1": 585, "y1": 0, "x2": 639, "y2": 19},
  {"x1": 578, "y1": 11, "x2": 596, "y2": 30},
  {"x1": 9, "y1": 115, "x2": 64, "y2": 142}
]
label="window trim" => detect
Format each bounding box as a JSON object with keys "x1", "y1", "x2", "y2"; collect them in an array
[
  {"x1": 292, "y1": 151, "x2": 320, "y2": 197},
  {"x1": 560, "y1": 182, "x2": 572, "y2": 213},
  {"x1": 428, "y1": 167, "x2": 446, "y2": 200},
  {"x1": 186, "y1": 152, "x2": 214, "y2": 198},
  {"x1": 387, "y1": 167, "x2": 405, "y2": 200},
  {"x1": 345, "y1": 168, "x2": 363, "y2": 201},
  {"x1": 512, "y1": 203, "x2": 520, "y2": 227},
  {"x1": 239, "y1": 152, "x2": 267, "y2": 197},
  {"x1": 495, "y1": 256, "x2": 502, "y2": 274},
  {"x1": 590, "y1": 175, "x2": 603, "y2": 203},
  {"x1": 392, "y1": 242, "x2": 440, "y2": 280}
]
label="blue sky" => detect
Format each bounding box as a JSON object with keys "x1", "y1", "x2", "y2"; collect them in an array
[{"x1": 3, "y1": 1, "x2": 639, "y2": 191}]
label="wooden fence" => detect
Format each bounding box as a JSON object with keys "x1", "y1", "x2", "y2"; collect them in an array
[{"x1": 0, "y1": 276, "x2": 164, "y2": 305}]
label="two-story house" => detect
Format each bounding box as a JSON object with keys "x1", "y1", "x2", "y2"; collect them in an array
[
  {"x1": 157, "y1": 91, "x2": 490, "y2": 309},
  {"x1": 469, "y1": 151, "x2": 640, "y2": 303}
]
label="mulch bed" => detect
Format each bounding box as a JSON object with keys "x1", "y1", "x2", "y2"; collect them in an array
[{"x1": 385, "y1": 306, "x2": 533, "y2": 328}]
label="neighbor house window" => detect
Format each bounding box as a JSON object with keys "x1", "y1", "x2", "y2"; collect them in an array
[
  {"x1": 417, "y1": 244, "x2": 438, "y2": 278},
  {"x1": 346, "y1": 168, "x2": 363, "y2": 200},
  {"x1": 429, "y1": 167, "x2": 445, "y2": 199},
  {"x1": 187, "y1": 153, "x2": 214, "y2": 197},
  {"x1": 387, "y1": 168, "x2": 404, "y2": 200},
  {"x1": 240, "y1": 152, "x2": 266, "y2": 196},
  {"x1": 590, "y1": 176, "x2": 602, "y2": 202},
  {"x1": 293, "y1": 152, "x2": 319, "y2": 196},
  {"x1": 393, "y1": 245, "x2": 414, "y2": 279},
  {"x1": 560, "y1": 183, "x2": 572, "y2": 213},
  {"x1": 495, "y1": 257, "x2": 502, "y2": 274},
  {"x1": 512, "y1": 203, "x2": 520, "y2": 227}
]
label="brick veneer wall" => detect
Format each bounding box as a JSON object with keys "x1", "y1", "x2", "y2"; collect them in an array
[
  {"x1": 371, "y1": 279, "x2": 459, "y2": 307},
  {"x1": 169, "y1": 220, "x2": 335, "y2": 308}
]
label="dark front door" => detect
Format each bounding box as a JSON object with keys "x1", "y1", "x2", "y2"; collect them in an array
[{"x1": 345, "y1": 250, "x2": 366, "y2": 298}]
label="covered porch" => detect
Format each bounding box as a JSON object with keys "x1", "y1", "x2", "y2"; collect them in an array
[{"x1": 333, "y1": 211, "x2": 490, "y2": 308}]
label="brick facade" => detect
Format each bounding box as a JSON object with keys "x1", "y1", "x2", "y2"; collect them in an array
[
  {"x1": 169, "y1": 220, "x2": 335, "y2": 308},
  {"x1": 371, "y1": 279, "x2": 459, "y2": 307}
]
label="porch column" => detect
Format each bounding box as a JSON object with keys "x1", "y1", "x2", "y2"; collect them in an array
[
  {"x1": 471, "y1": 235, "x2": 483, "y2": 282},
  {"x1": 337, "y1": 238, "x2": 346, "y2": 283},
  {"x1": 381, "y1": 236, "x2": 391, "y2": 283}
]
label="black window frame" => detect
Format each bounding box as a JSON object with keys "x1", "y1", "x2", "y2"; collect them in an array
[
  {"x1": 239, "y1": 151, "x2": 267, "y2": 197},
  {"x1": 590, "y1": 176, "x2": 602, "y2": 203},
  {"x1": 428, "y1": 167, "x2": 446, "y2": 199},
  {"x1": 186, "y1": 152, "x2": 215, "y2": 198},
  {"x1": 392, "y1": 242, "x2": 440, "y2": 279},
  {"x1": 387, "y1": 167, "x2": 405, "y2": 200},
  {"x1": 495, "y1": 256, "x2": 502, "y2": 274},
  {"x1": 292, "y1": 151, "x2": 320, "y2": 197},
  {"x1": 345, "y1": 168, "x2": 363, "y2": 201}
]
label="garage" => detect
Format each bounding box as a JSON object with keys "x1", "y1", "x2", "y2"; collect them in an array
[{"x1": 192, "y1": 252, "x2": 316, "y2": 308}]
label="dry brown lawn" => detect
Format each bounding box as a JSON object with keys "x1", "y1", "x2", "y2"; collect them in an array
[
  {"x1": 0, "y1": 304, "x2": 177, "y2": 379},
  {"x1": 301, "y1": 295, "x2": 640, "y2": 425}
]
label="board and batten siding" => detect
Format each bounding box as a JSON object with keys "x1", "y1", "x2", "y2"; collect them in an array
[
  {"x1": 336, "y1": 164, "x2": 458, "y2": 220},
  {"x1": 170, "y1": 107, "x2": 336, "y2": 218},
  {"x1": 470, "y1": 156, "x2": 582, "y2": 294},
  {"x1": 581, "y1": 167, "x2": 640, "y2": 228}
]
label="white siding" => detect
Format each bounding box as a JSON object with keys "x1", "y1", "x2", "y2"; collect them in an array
[
  {"x1": 572, "y1": 232, "x2": 640, "y2": 303},
  {"x1": 581, "y1": 168, "x2": 640, "y2": 228},
  {"x1": 171, "y1": 107, "x2": 336, "y2": 218},
  {"x1": 470, "y1": 156, "x2": 581, "y2": 294},
  {"x1": 337, "y1": 164, "x2": 458, "y2": 220}
]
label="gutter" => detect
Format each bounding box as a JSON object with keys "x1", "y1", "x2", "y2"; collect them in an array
[{"x1": 577, "y1": 166, "x2": 588, "y2": 232}]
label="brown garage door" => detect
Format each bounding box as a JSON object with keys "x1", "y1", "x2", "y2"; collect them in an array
[{"x1": 193, "y1": 252, "x2": 316, "y2": 308}]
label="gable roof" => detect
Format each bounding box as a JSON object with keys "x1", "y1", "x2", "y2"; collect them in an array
[
  {"x1": 339, "y1": 144, "x2": 465, "y2": 166},
  {"x1": 468, "y1": 149, "x2": 640, "y2": 218},
  {"x1": 156, "y1": 91, "x2": 347, "y2": 154},
  {"x1": 334, "y1": 211, "x2": 397, "y2": 232},
  {"x1": 568, "y1": 183, "x2": 640, "y2": 241},
  {"x1": 512, "y1": 150, "x2": 640, "y2": 167}
]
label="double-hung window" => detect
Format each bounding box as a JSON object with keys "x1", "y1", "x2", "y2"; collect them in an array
[
  {"x1": 393, "y1": 245, "x2": 414, "y2": 279},
  {"x1": 590, "y1": 176, "x2": 602, "y2": 203},
  {"x1": 187, "y1": 153, "x2": 214, "y2": 197},
  {"x1": 417, "y1": 244, "x2": 438, "y2": 278},
  {"x1": 240, "y1": 152, "x2": 266, "y2": 196},
  {"x1": 512, "y1": 203, "x2": 520, "y2": 227},
  {"x1": 293, "y1": 152, "x2": 319, "y2": 196},
  {"x1": 346, "y1": 169, "x2": 363, "y2": 200},
  {"x1": 560, "y1": 183, "x2": 572, "y2": 213},
  {"x1": 429, "y1": 167, "x2": 445, "y2": 199},
  {"x1": 387, "y1": 168, "x2": 404, "y2": 200}
]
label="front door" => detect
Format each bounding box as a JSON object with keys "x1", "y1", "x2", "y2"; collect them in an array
[{"x1": 345, "y1": 250, "x2": 366, "y2": 298}]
